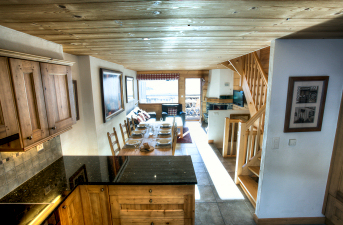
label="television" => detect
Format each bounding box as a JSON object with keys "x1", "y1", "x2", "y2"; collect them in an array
[{"x1": 233, "y1": 90, "x2": 245, "y2": 107}]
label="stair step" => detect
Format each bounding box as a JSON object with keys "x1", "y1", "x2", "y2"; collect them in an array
[
  {"x1": 238, "y1": 175, "x2": 258, "y2": 207},
  {"x1": 258, "y1": 157, "x2": 261, "y2": 161},
  {"x1": 248, "y1": 166, "x2": 260, "y2": 177}
]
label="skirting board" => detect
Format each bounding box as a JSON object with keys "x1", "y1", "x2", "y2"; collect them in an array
[
  {"x1": 208, "y1": 140, "x2": 214, "y2": 144},
  {"x1": 253, "y1": 214, "x2": 325, "y2": 225}
]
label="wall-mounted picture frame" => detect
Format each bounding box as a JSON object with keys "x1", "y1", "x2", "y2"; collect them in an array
[
  {"x1": 72, "y1": 80, "x2": 80, "y2": 121},
  {"x1": 284, "y1": 76, "x2": 329, "y2": 132},
  {"x1": 125, "y1": 76, "x2": 134, "y2": 103},
  {"x1": 100, "y1": 68, "x2": 124, "y2": 123}
]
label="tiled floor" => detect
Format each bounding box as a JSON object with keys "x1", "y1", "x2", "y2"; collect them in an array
[{"x1": 176, "y1": 140, "x2": 256, "y2": 225}]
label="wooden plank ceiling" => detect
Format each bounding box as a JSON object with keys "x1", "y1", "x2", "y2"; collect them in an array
[{"x1": 0, "y1": 0, "x2": 342, "y2": 71}]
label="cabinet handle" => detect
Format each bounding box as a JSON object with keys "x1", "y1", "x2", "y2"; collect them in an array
[
  {"x1": 63, "y1": 205, "x2": 67, "y2": 209},
  {"x1": 27, "y1": 136, "x2": 33, "y2": 140},
  {"x1": 149, "y1": 189, "x2": 152, "y2": 193},
  {"x1": 149, "y1": 199, "x2": 152, "y2": 203},
  {"x1": 101, "y1": 188, "x2": 104, "y2": 192},
  {"x1": 51, "y1": 126, "x2": 56, "y2": 130}
]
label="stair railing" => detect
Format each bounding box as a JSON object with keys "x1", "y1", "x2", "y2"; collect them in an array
[
  {"x1": 243, "y1": 52, "x2": 268, "y2": 111},
  {"x1": 234, "y1": 105, "x2": 266, "y2": 183}
]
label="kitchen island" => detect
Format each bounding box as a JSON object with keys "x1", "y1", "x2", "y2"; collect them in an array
[{"x1": 0, "y1": 156, "x2": 197, "y2": 225}]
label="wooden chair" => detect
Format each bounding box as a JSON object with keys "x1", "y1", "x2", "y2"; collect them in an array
[
  {"x1": 107, "y1": 127, "x2": 121, "y2": 156},
  {"x1": 126, "y1": 116, "x2": 136, "y2": 136},
  {"x1": 120, "y1": 120, "x2": 129, "y2": 145},
  {"x1": 172, "y1": 116, "x2": 177, "y2": 155}
]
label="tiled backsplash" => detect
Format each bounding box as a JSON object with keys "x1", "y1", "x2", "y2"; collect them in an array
[{"x1": 0, "y1": 136, "x2": 62, "y2": 199}]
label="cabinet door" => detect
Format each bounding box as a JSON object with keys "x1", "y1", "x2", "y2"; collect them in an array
[
  {"x1": 40, "y1": 63, "x2": 76, "y2": 135},
  {"x1": 0, "y1": 57, "x2": 20, "y2": 140},
  {"x1": 58, "y1": 186, "x2": 85, "y2": 225},
  {"x1": 79, "y1": 185, "x2": 111, "y2": 225},
  {"x1": 9, "y1": 58, "x2": 49, "y2": 147}
]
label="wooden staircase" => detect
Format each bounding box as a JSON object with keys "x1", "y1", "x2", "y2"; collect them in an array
[{"x1": 221, "y1": 47, "x2": 269, "y2": 208}]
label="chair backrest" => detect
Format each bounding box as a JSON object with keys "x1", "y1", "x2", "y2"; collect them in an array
[
  {"x1": 120, "y1": 120, "x2": 129, "y2": 145},
  {"x1": 172, "y1": 116, "x2": 177, "y2": 155},
  {"x1": 162, "y1": 103, "x2": 182, "y2": 114},
  {"x1": 126, "y1": 118, "x2": 132, "y2": 136},
  {"x1": 131, "y1": 115, "x2": 136, "y2": 130},
  {"x1": 107, "y1": 127, "x2": 121, "y2": 156}
]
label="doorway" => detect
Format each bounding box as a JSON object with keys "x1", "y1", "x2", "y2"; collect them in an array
[{"x1": 185, "y1": 78, "x2": 201, "y2": 121}]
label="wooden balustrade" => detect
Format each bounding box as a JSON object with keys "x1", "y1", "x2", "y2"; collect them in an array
[
  {"x1": 243, "y1": 52, "x2": 268, "y2": 111},
  {"x1": 223, "y1": 105, "x2": 265, "y2": 159}
]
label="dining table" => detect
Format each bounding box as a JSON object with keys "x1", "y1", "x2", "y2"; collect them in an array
[{"x1": 117, "y1": 121, "x2": 174, "y2": 156}]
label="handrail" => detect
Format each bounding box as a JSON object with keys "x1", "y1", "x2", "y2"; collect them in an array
[
  {"x1": 246, "y1": 105, "x2": 266, "y2": 129},
  {"x1": 253, "y1": 52, "x2": 268, "y2": 85}
]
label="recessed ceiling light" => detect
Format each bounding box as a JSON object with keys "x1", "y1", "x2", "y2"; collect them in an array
[
  {"x1": 153, "y1": 1, "x2": 161, "y2": 5},
  {"x1": 153, "y1": 11, "x2": 161, "y2": 15},
  {"x1": 143, "y1": 38, "x2": 150, "y2": 40}
]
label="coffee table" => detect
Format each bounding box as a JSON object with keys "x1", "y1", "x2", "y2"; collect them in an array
[{"x1": 165, "y1": 117, "x2": 183, "y2": 138}]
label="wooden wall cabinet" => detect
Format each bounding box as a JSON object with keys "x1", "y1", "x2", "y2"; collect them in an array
[
  {"x1": 40, "y1": 63, "x2": 76, "y2": 135},
  {"x1": 9, "y1": 58, "x2": 49, "y2": 147},
  {"x1": 0, "y1": 56, "x2": 75, "y2": 151},
  {"x1": 58, "y1": 186, "x2": 85, "y2": 225},
  {"x1": 0, "y1": 57, "x2": 20, "y2": 144}
]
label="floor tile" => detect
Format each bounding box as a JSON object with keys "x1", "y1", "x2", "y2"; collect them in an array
[
  {"x1": 196, "y1": 172, "x2": 211, "y2": 185},
  {"x1": 191, "y1": 155, "x2": 203, "y2": 163},
  {"x1": 193, "y1": 162, "x2": 207, "y2": 172},
  {"x1": 218, "y1": 201, "x2": 256, "y2": 225},
  {"x1": 222, "y1": 162, "x2": 236, "y2": 172},
  {"x1": 182, "y1": 148, "x2": 199, "y2": 155},
  {"x1": 196, "y1": 185, "x2": 216, "y2": 202},
  {"x1": 195, "y1": 203, "x2": 225, "y2": 225}
]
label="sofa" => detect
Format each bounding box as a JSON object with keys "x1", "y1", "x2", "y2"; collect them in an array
[
  {"x1": 126, "y1": 107, "x2": 156, "y2": 124},
  {"x1": 161, "y1": 103, "x2": 186, "y2": 127}
]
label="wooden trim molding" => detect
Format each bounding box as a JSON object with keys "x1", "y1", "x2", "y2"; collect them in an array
[
  {"x1": 0, "y1": 48, "x2": 74, "y2": 66},
  {"x1": 208, "y1": 140, "x2": 214, "y2": 144},
  {"x1": 253, "y1": 214, "x2": 326, "y2": 225}
]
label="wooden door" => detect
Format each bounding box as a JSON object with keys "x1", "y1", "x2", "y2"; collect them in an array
[
  {"x1": 0, "y1": 57, "x2": 20, "y2": 142},
  {"x1": 40, "y1": 63, "x2": 76, "y2": 135},
  {"x1": 324, "y1": 93, "x2": 343, "y2": 225},
  {"x1": 79, "y1": 185, "x2": 112, "y2": 225},
  {"x1": 58, "y1": 186, "x2": 85, "y2": 225},
  {"x1": 9, "y1": 58, "x2": 49, "y2": 147}
]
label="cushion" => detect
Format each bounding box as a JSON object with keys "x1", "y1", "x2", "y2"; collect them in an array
[
  {"x1": 168, "y1": 107, "x2": 177, "y2": 116},
  {"x1": 142, "y1": 110, "x2": 151, "y2": 120},
  {"x1": 138, "y1": 113, "x2": 146, "y2": 122}
]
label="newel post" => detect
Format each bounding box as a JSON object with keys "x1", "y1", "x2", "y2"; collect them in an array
[
  {"x1": 234, "y1": 122, "x2": 247, "y2": 184},
  {"x1": 222, "y1": 117, "x2": 230, "y2": 156}
]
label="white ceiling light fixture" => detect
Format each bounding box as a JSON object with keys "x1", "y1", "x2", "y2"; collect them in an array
[
  {"x1": 153, "y1": 11, "x2": 161, "y2": 15},
  {"x1": 143, "y1": 38, "x2": 150, "y2": 40}
]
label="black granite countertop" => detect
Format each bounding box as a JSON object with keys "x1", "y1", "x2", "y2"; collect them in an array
[{"x1": 0, "y1": 155, "x2": 196, "y2": 225}]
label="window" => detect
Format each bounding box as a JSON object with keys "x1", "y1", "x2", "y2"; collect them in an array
[{"x1": 139, "y1": 80, "x2": 178, "y2": 103}]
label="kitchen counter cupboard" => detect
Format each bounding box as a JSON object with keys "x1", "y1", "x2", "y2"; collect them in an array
[
  {"x1": 0, "y1": 156, "x2": 197, "y2": 225},
  {"x1": 0, "y1": 54, "x2": 76, "y2": 151}
]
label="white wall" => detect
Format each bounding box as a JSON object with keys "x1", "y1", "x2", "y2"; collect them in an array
[
  {"x1": 207, "y1": 69, "x2": 234, "y2": 98},
  {"x1": 208, "y1": 109, "x2": 249, "y2": 148},
  {"x1": 89, "y1": 56, "x2": 138, "y2": 155},
  {"x1": 257, "y1": 39, "x2": 343, "y2": 219},
  {"x1": 0, "y1": 25, "x2": 64, "y2": 60},
  {"x1": 61, "y1": 55, "x2": 138, "y2": 155},
  {"x1": 60, "y1": 54, "x2": 98, "y2": 155}
]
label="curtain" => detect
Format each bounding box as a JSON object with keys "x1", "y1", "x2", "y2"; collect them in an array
[{"x1": 137, "y1": 73, "x2": 180, "y2": 80}]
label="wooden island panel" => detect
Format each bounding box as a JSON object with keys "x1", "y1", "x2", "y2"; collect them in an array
[{"x1": 109, "y1": 185, "x2": 195, "y2": 225}]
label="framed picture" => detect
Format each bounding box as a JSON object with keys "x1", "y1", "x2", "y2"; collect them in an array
[
  {"x1": 100, "y1": 68, "x2": 125, "y2": 123},
  {"x1": 284, "y1": 76, "x2": 329, "y2": 132},
  {"x1": 125, "y1": 76, "x2": 134, "y2": 103},
  {"x1": 72, "y1": 80, "x2": 80, "y2": 121},
  {"x1": 69, "y1": 164, "x2": 88, "y2": 189}
]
